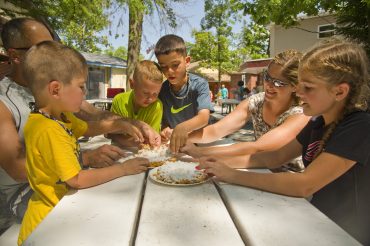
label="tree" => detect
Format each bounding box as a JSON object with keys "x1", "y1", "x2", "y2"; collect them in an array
[
  {"x1": 201, "y1": 0, "x2": 234, "y2": 82},
  {"x1": 1, "y1": 0, "x2": 111, "y2": 52},
  {"x1": 231, "y1": 0, "x2": 370, "y2": 55},
  {"x1": 113, "y1": 0, "x2": 188, "y2": 89},
  {"x1": 238, "y1": 20, "x2": 269, "y2": 60},
  {"x1": 104, "y1": 46, "x2": 128, "y2": 60},
  {"x1": 190, "y1": 30, "x2": 241, "y2": 72}
]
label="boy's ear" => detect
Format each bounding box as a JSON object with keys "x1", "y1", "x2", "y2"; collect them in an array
[
  {"x1": 334, "y1": 82, "x2": 350, "y2": 101},
  {"x1": 129, "y1": 78, "x2": 135, "y2": 88},
  {"x1": 48, "y1": 80, "x2": 62, "y2": 97},
  {"x1": 185, "y1": 56, "x2": 191, "y2": 67}
]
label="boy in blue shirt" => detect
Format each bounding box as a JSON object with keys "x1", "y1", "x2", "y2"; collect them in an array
[{"x1": 154, "y1": 34, "x2": 213, "y2": 153}]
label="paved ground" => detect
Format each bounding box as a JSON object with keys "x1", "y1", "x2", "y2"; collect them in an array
[{"x1": 211, "y1": 103, "x2": 255, "y2": 142}]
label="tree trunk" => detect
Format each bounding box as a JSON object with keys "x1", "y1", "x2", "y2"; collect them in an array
[{"x1": 126, "y1": 1, "x2": 144, "y2": 89}]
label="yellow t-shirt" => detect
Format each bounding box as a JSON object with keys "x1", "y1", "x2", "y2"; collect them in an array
[
  {"x1": 111, "y1": 90, "x2": 163, "y2": 132},
  {"x1": 18, "y1": 112, "x2": 87, "y2": 245}
]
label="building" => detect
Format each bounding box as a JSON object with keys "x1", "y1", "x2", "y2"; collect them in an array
[
  {"x1": 236, "y1": 13, "x2": 337, "y2": 94},
  {"x1": 188, "y1": 61, "x2": 236, "y2": 99},
  {"x1": 81, "y1": 52, "x2": 127, "y2": 99},
  {"x1": 269, "y1": 13, "x2": 337, "y2": 56}
]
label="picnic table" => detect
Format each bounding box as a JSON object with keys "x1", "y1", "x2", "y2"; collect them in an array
[
  {"x1": 87, "y1": 98, "x2": 113, "y2": 111},
  {"x1": 221, "y1": 99, "x2": 240, "y2": 114},
  {"x1": 22, "y1": 136, "x2": 360, "y2": 246}
]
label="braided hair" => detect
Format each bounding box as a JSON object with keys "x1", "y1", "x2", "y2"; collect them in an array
[{"x1": 299, "y1": 38, "x2": 370, "y2": 158}]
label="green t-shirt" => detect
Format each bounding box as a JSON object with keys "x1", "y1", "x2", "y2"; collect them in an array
[{"x1": 111, "y1": 90, "x2": 163, "y2": 132}]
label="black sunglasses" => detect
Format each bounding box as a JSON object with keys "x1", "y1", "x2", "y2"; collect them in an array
[{"x1": 263, "y1": 71, "x2": 289, "y2": 87}]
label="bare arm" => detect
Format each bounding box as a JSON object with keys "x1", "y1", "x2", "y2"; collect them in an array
[
  {"x1": 65, "y1": 157, "x2": 149, "y2": 189},
  {"x1": 0, "y1": 101, "x2": 27, "y2": 182},
  {"x1": 78, "y1": 101, "x2": 160, "y2": 146},
  {"x1": 183, "y1": 113, "x2": 309, "y2": 157},
  {"x1": 170, "y1": 109, "x2": 210, "y2": 153},
  {"x1": 199, "y1": 151, "x2": 355, "y2": 197},
  {"x1": 189, "y1": 99, "x2": 251, "y2": 143},
  {"x1": 196, "y1": 138, "x2": 302, "y2": 170}
]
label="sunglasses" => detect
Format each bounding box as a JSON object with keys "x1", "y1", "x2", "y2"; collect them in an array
[{"x1": 263, "y1": 71, "x2": 289, "y2": 87}]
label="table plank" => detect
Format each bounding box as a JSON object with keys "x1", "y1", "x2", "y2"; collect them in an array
[
  {"x1": 135, "y1": 175, "x2": 244, "y2": 246},
  {"x1": 24, "y1": 173, "x2": 146, "y2": 246},
  {"x1": 217, "y1": 181, "x2": 360, "y2": 246}
]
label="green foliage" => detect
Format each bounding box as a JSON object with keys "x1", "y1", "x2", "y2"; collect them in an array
[
  {"x1": 2, "y1": 0, "x2": 111, "y2": 52},
  {"x1": 190, "y1": 30, "x2": 242, "y2": 72},
  {"x1": 238, "y1": 21, "x2": 269, "y2": 59},
  {"x1": 103, "y1": 46, "x2": 128, "y2": 60}
]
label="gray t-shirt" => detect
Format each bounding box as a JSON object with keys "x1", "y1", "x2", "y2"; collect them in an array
[
  {"x1": 0, "y1": 77, "x2": 34, "y2": 228},
  {"x1": 159, "y1": 73, "x2": 213, "y2": 129}
]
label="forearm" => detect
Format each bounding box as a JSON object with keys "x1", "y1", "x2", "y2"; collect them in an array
[
  {"x1": 199, "y1": 142, "x2": 257, "y2": 157},
  {"x1": 84, "y1": 118, "x2": 132, "y2": 137},
  {"x1": 107, "y1": 133, "x2": 140, "y2": 148},
  {"x1": 68, "y1": 165, "x2": 125, "y2": 189},
  {"x1": 188, "y1": 126, "x2": 222, "y2": 143},
  {"x1": 248, "y1": 151, "x2": 286, "y2": 169},
  {"x1": 178, "y1": 113, "x2": 209, "y2": 134},
  {"x1": 228, "y1": 170, "x2": 310, "y2": 197}
]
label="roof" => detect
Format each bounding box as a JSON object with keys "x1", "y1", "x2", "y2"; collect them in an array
[
  {"x1": 81, "y1": 52, "x2": 127, "y2": 69},
  {"x1": 239, "y1": 58, "x2": 272, "y2": 74},
  {"x1": 188, "y1": 61, "x2": 231, "y2": 82}
]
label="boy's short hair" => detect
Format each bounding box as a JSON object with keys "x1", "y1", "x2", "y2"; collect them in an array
[
  {"x1": 154, "y1": 34, "x2": 187, "y2": 57},
  {"x1": 133, "y1": 60, "x2": 163, "y2": 84},
  {"x1": 23, "y1": 40, "x2": 87, "y2": 94}
]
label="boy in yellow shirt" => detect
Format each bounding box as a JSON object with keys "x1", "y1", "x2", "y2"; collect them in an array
[
  {"x1": 109, "y1": 60, "x2": 163, "y2": 147},
  {"x1": 154, "y1": 34, "x2": 213, "y2": 153},
  {"x1": 18, "y1": 41, "x2": 149, "y2": 245}
]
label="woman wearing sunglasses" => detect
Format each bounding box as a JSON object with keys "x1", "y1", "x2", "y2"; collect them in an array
[{"x1": 182, "y1": 50, "x2": 310, "y2": 172}]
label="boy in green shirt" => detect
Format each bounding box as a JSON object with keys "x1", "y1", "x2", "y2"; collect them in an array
[{"x1": 109, "y1": 60, "x2": 163, "y2": 147}]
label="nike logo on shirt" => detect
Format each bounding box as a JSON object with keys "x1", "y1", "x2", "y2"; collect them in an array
[{"x1": 171, "y1": 103, "x2": 192, "y2": 114}]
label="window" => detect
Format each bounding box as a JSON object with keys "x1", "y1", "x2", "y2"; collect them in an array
[{"x1": 318, "y1": 24, "x2": 335, "y2": 39}]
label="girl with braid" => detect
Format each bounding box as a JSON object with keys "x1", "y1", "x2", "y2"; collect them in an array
[{"x1": 196, "y1": 39, "x2": 370, "y2": 245}]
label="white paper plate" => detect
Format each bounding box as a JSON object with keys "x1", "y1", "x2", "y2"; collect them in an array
[{"x1": 149, "y1": 161, "x2": 209, "y2": 186}]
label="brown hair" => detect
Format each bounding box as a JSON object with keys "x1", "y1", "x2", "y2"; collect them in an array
[
  {"x1": 272, "y1": 49, "x2": 303, "y2": 86},
  {"x1": 133, "y1": 60, "x2": 163, "y2": 84},
  {"x1": 270, "y1": 49, "x2": 303, "y2": 105},
  {"x1": 300, "y1": 38, "x2": 370, "y2": 157},
  {"x1": 154, "y1": 34, "x2": 187, "y2": 57},
  {"x1": 23, "y1": 40, "x2": 87, "y2": 93}
]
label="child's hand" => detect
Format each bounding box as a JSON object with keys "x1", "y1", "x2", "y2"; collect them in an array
[
  {"x1": 160, "y1": 127, "x2": 173, "y2": 143},
  {"x1": 170, "y1": 125, "x2": 188, "y2": 154},
  {"x1": 144, "y1": 129, "x2": 161, "y2": 148},
  {"x1": 180, "y1": 142, "x2": 202, "y2": 158},
  {"x1": 121, "y1": 157, "x2": 149, "y2": 175},
  {"x1": 197, "y1": 157, "x2": 236, "y2": 183}
]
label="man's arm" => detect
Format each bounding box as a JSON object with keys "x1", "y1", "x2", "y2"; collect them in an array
[
  {"x1": 77, "y1": 101, "x2": 160, "y2": 146},
  {"x1": 0, "y1": 101, "x2": 27, "y2": 182}
]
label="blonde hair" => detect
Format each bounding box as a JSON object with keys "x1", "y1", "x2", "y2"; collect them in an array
[
  {"x1": 133, "y1": 60, "x2": 163, "y2": 84},
  {"x1": 300, "y1": 38, "x2": 370, "y2": 157},
  {"x1": 270, "y1": 49, "x2": 303, "y2": 105}
]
